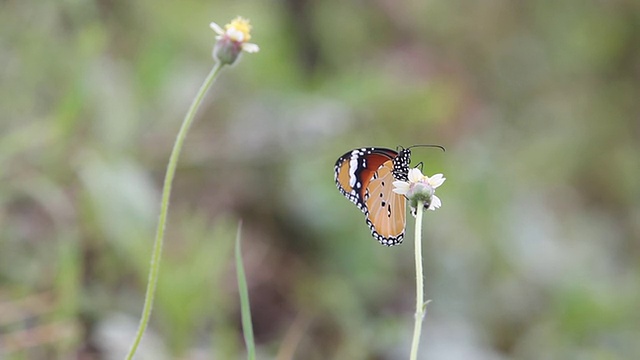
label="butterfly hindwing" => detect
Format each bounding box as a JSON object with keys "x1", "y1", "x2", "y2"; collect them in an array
[{"x1": 365, "y1": 160, "x2": 406, "y2": 246}]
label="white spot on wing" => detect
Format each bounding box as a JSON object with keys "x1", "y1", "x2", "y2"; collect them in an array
[{"x1": 348, "y1": 150, "x2": 360, "y2": 187}]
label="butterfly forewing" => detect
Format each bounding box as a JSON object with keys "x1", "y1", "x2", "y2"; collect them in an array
[
  {"x1": 334, "y1": 148, "x2": 398, "y2": 213},
  {"x1": 365, "y1": 161, "x2": 406, "y2": 246}
]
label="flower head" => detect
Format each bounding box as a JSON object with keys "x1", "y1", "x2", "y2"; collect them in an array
[
  {"x1": 210, "y1": 17, "x2": 259, "y2": 65},
  {"x1": 393, "y1": 168, "x2": 446, "y2": 215}
]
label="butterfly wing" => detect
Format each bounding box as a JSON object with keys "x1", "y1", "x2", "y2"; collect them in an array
[
  {"x1": 364, "y1": 160, "x2": 406, "y2": 246},
  {"x1": 335, "y1": 147, "x2": 409, "y2": 246},
  {"x1": 334, "y1": 148, "x2": 398, "y2": 213}
]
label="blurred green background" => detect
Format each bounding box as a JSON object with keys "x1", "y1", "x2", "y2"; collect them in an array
[{"x1": 1, "y1": 0, "x2": 639, "y2": 359}]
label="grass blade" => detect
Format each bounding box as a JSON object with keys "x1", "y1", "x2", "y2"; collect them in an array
[{"x1": 235, "y1": 221, "x2": 256, "y2": 360}]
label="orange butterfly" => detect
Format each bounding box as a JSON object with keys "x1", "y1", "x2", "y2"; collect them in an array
[{"x1": 334, "y1": 145, "x2": 444, "y2": 246}]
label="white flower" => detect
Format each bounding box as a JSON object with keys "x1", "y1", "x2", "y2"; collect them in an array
[
  {"x1": 210, "y1": 17, "x2": 260, "y2": 54},
  {"x1": 393, "y1": 168, "x2": 446, "y2": 212}
]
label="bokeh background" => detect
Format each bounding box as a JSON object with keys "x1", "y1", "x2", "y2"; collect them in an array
[{"x1": 1, "y1": 0, "x2": 639, "y2": 359}]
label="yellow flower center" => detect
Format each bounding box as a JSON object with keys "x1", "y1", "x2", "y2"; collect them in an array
[{"x1": 225, "y1": 17, "x2": 252, "y2": 41}]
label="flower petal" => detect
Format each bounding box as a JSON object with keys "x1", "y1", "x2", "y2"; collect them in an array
[
  {"x1": 242, "y1": 43, "x2": 260, "y2": 53},
  {"x1": 428, "y1": 174, "x2": 446, "y2": 188},
  {"x1": 392, "y1": 181, "x2": 410, "y2": 195},
  {"x1": 227, "y1": 28, "x2": 245, "y2": 42},
  {"x1": 408, "y1": 168, "x2": 424, "y2": 183},
  {"x1": 210, "y1": 22, "x2": 224, "y2": 35},
  {"x1": 393, "y1": 180, "x2": 408, "y2": 189},
  {"x1": 428, "y1": 195, "x2": 442, "y2": 210}
]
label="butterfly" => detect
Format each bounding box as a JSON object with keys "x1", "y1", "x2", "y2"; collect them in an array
[{"x1": 334, "y1": 145, "x2": 444, "y2": 246}]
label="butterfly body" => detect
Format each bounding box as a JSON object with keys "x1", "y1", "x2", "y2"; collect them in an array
[{"x1": 334, "y1": 147, "x2": 412, "y2": 246}]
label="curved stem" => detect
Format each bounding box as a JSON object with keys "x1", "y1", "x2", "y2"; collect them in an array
[
  {"x1": 126, "y1": 62, "x2": 224, "y2": 360},
  {"x1": 409, "y1": 201, "x2": 425, "y2": 360}
]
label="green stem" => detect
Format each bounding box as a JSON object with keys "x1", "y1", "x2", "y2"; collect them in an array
[
  {"x1": 409, "y1": 201, "x2": 425, "y2": 360},
  {"x1": 126, "y1": 62, "x2": 225, "y2": 360},
  {"x1": 235, "y1": 221, "x2": 256, "y2": 360}
]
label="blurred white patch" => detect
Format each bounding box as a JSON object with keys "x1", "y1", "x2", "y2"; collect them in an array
[
  {"x1": 93, "y1": 312, "x2": 168, "y2": 360},
  {"x1": 388, "y1": 317, "x2": 506, "y2": 360},
  {"x1": 77, "y1": 154, "x2": 158, "y2": 251},
  {"x1": 506, "y1": 192, "x2": 566, "y2": 283},
  {"x1": 506, "y1": 189, "x2": 622, "y2": 286},
  {"x1": 227, "y1": 94, "x2": 352, "y2": 159}
]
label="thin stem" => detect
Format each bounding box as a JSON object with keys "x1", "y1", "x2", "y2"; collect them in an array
[
  {"x1": 409, "y1": 201, "x2": 425, "y2": 360},
  {"x1": 235, "y1": 221, "x2": 256, "y2": 360},
  {"x1": 126, "y1": 62, "x2": 225, "y2": 360}
]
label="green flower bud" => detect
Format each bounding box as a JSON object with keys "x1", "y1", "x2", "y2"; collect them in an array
[{"x1": 213, "y1": 37, "x2": 243, "y2": 65}]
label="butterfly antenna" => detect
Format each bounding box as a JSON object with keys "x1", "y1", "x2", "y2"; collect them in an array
[{"x1": 408, "y1": 144, "x2": 446, "y2": 152}]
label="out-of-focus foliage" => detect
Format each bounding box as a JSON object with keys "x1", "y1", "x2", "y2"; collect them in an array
[{"x1": 1, "y1": 0, "x2": 639, "y2": 359}]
